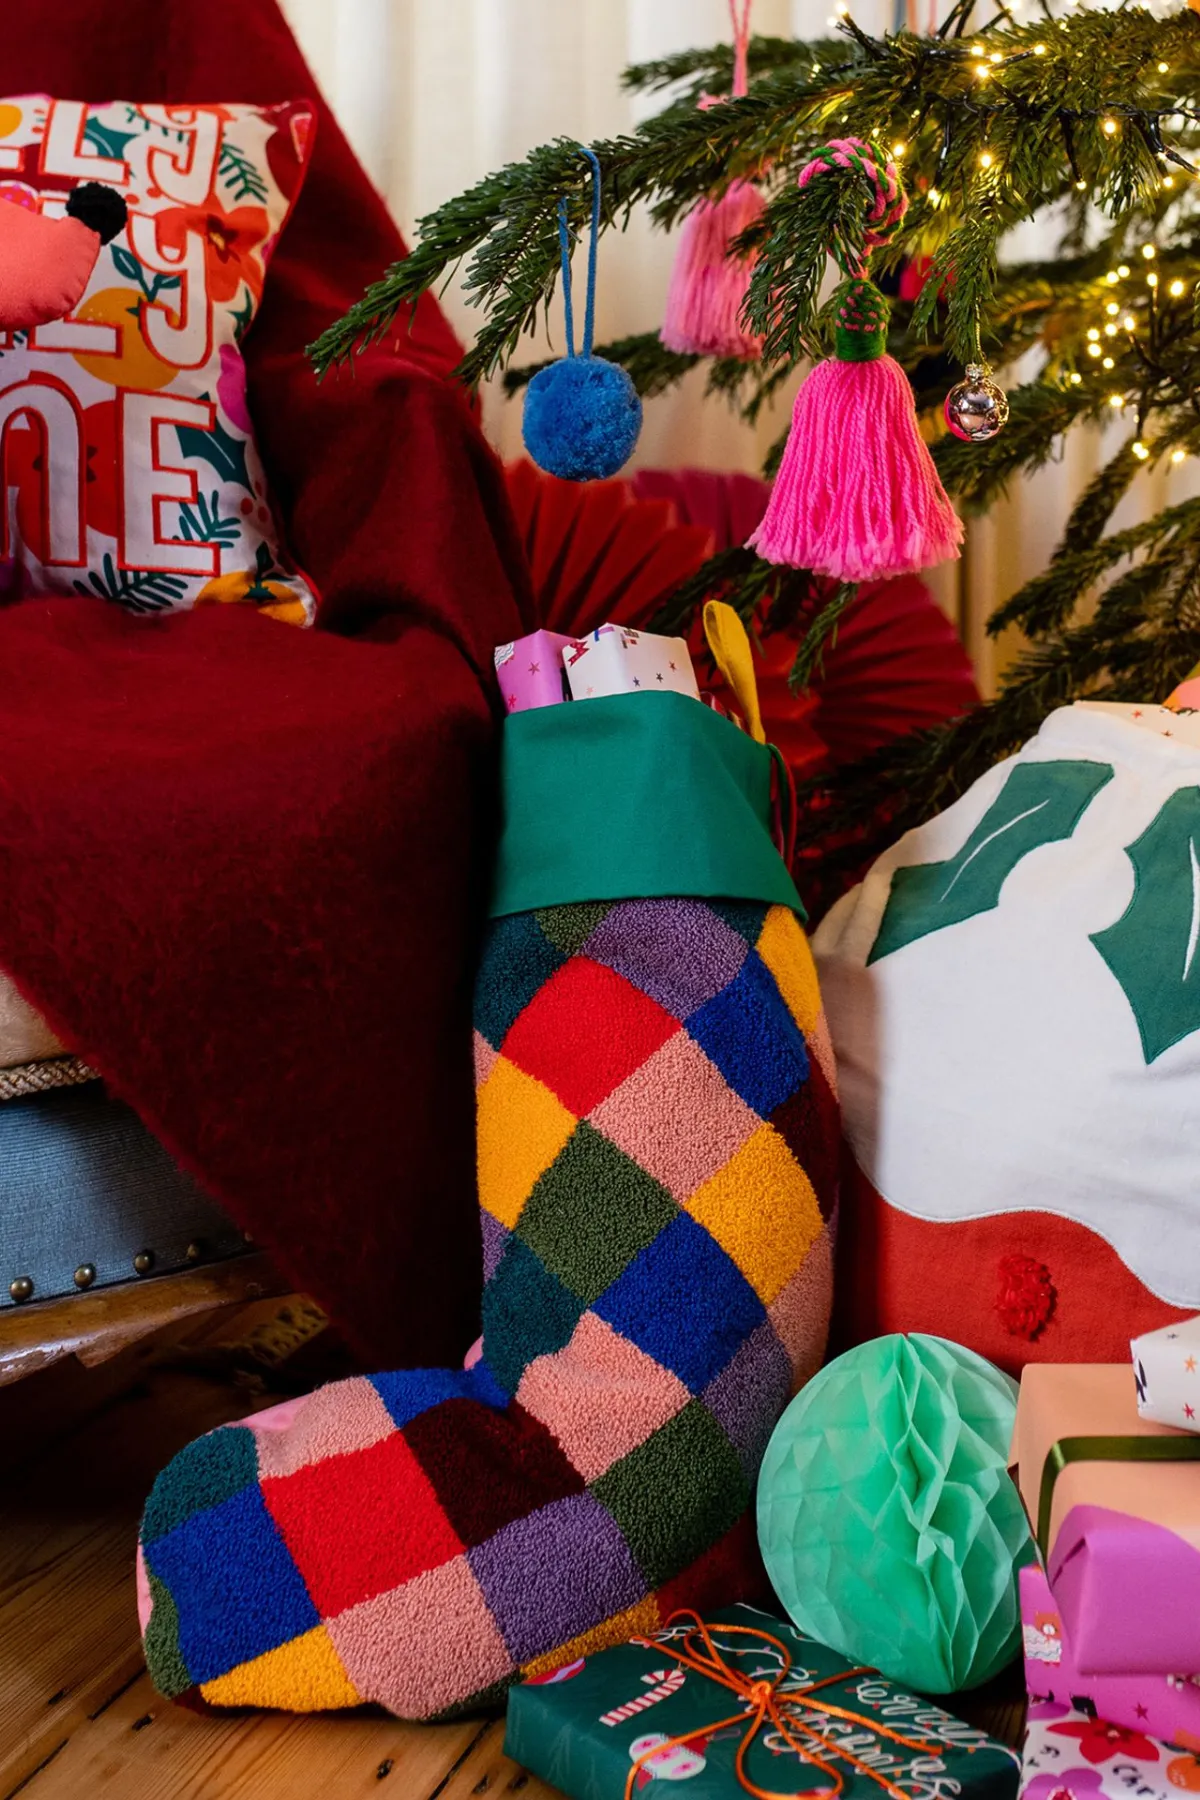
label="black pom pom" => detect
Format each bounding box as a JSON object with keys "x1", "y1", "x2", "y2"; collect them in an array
[{"x1": 66, "y1": 182, "x2": 128, "y2": 245}]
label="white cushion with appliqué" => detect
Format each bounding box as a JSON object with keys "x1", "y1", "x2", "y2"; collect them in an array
[{"x1": 814, "y1": 702, "x2": 1200, "y2": 1363}]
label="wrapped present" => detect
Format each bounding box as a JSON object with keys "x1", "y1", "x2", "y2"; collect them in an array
[
  {"x1": 504, "y1": 1604, "x2": 1020, "y2": 1800},
  {"x1": 1020, "y1": 1698, "x2": 1200, "y2": 1800},
  {"x1": 494, "y1": 629, "x2": 580, "y2": 712},
  {"x1": 563, "y1": 623, "x2": 700, "y2": 702},
  {"x1": 1134, "y1": 1317, "x2": 1200, "y2": 1432},
  {"x1": 1021, "y1": 1564, "x2": 1200, "y2": 1748},
  {"x1": 1013, "y1": 1365, "x2": 1200, "y2": 1676}
]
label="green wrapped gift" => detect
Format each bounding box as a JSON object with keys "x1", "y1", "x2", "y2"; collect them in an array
[{"x1": 504, "y1": 1605, "x2": 1020, "y2": 1800}]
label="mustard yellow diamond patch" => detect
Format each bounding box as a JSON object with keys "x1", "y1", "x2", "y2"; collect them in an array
[
  {"x1": 687, "y1": 1121, "x2": 823, "y2": 1304},
  {"x1": 200, "y1": 1624, "x2": 360, "y2": 1711},
  {"x1": 477, "y1": 1055, "x2": 578, "y2": 1230},
  {"x1": 756, "y1": 906, "x2": 821, "y2": 1037}
]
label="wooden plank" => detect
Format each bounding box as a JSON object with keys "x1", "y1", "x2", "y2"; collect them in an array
[
  {"x1": 0, "y1": 1372, "x2": 273, "y2": 1797},
  {"x1": 432, "y1": 1719, "x2": 562, "y2": 1800},
  {"x1": 0, "y1": 1255, "x2": 288, "y2": 1386},
  {"x1": 17, "y1": 1672, "x2": 493, "y2": 1800}
]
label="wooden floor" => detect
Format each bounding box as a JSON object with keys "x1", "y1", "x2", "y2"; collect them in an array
[
  {"x1": 0, "y1": 1349, "x2": 558, "y2": 1800},
  {"x1": 1, "y1": 1328, "x2": 1024, "y2": 1800}
]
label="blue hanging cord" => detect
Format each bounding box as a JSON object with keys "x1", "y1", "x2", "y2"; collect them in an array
[{"x1": 556, "y1": 145, "x2": 603, "y2": 361}]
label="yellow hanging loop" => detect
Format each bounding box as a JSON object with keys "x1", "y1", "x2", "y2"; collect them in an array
[{"x1": 703, "y1": 599, "x2": 766, "y2": 743}]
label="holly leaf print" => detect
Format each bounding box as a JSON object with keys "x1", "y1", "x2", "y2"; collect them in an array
[
  {"x1": 175, "y1": 407, "x2": 251, "y2": 491},
  {"x1": 108, "y1": 244, "x2": 181, "y2": 305},
  {"x1": 868, "y1": 760, "x2": 1114, "y2": 963},
  {"x1": 83, "y1": 115, "x2": 141, "y2": 163},
  {"x1": 1091, "y1": 787, "x2": 1200, "y2": 1063}
]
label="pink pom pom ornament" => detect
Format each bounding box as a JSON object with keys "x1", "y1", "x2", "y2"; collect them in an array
[{"x1": 747, "y1": 140, "x2": 963, "y2": 584}]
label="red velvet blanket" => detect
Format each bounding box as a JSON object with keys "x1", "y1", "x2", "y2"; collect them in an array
[{"x1": 2, "y1": 0, "x2": 531, "y2": 1364}]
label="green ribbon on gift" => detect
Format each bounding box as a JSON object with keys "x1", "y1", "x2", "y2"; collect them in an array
[
  {"x1": 1037, "y1": 1433, "x2": 1200, "y2": 1559},
  {"x1": 489, "y1": 690, "x2": 805, "y2": 920}
]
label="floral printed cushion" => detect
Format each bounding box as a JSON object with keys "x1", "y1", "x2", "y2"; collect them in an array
[{"x1": 0, "y1": 95, "x2": 317, "y2": 622}]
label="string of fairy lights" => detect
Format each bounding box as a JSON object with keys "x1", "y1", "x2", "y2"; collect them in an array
[{"x1": 805, "y1": 6, "x2": 1200, "y2": 466}]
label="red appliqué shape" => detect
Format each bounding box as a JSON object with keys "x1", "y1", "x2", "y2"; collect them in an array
[{"x1": 995, "y1": 1253, "x2": 1057, "y2": 1340}]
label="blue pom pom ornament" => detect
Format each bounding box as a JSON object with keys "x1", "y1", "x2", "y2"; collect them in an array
[{"x1": 521, "y1": 147, "x2": 642, "y2": 483}]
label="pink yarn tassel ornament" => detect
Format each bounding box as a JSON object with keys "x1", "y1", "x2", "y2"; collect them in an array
[
  {"x1": 661, "y1": 179, "x2": 766, "y2": 358},
  {"x1": 748, "y1": 140, "x2": 963, "y2": 582},
  {"x1": 660, "y1": 0, "x2": 764, "y2": 362}
]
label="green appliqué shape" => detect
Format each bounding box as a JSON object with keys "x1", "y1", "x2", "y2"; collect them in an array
[
  {"x1": 869, "y1": 759, "x2": 1114, "y2": 964},
  {"x1": 1091, "y1": 786, "x2": 1200, "y2": 1063}
]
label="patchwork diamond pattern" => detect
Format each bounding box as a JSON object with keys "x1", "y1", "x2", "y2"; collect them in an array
[
  {"x1": 501, "y1": 955, "x2": 678, "y2": 1115},
  {"x1": 140, "y1": 900, "x2": 836, "y2": 1721},
  {"x1": 515, "y1": 1123, "x2": 678, "y2": 1303},
  {"x1": 686, "y1": 950, "x2": 810, "y2": 1117}
]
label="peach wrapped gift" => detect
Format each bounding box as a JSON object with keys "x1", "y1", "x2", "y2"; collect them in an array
[{"x1": 1013, "y1": 1365, "x2": 1200, "y2": 1677}]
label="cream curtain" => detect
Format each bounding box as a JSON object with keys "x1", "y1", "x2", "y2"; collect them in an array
[{"x1": 279, "y1": 0, "x2": 1193, "y2": 695}]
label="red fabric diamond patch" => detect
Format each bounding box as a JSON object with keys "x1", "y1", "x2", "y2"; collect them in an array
[
  {"x1": 262, "y1": 1429, "x2": 463, "y2": 1618},
  {"x1": 501, "y1": 956, "x2": 679, "y2": 1117}
]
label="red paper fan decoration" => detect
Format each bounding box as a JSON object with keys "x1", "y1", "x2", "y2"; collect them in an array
[{"x1": 503, "y1": 459, "x2": 713, "y2": 638}]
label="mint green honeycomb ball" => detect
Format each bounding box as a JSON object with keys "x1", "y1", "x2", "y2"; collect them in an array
[{"x1": 757, "y1": 1333, "x2": 1035, "y2": 1693}]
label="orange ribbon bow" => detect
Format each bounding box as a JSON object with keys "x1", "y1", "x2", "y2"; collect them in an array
[{"x1": 624, "y1": 1612, "x2": 952, "y2": 1800}]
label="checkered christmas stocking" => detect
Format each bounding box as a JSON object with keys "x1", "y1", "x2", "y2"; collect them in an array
[{"x1": 139, "y1": 897, "x2": 838, "y2": 1718}]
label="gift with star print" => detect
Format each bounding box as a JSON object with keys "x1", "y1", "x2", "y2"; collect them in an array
[
  {"x1": 1021, "y1": 1564, "x2": 1200, "y2": 1751},
  {"x1": 1133, "y1": 1316, "x2": 1200, "y2": 1435},
  {"x1": 1013, "y1": 1364, "x2": 1200, "y2": 1681}
]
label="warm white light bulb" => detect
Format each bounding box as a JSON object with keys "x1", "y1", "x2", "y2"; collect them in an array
[
  {"x1": 1158, "y1": 61, "x2": 1170, "y2": 73},
  {"x1": 1123, "y1": 315, "x2": 1136, "y2": 330},
  {"x1": 1148, "y1": 271, "x2": 1159, "y2": 287},
  {"x1": 979, "y1": 149, "x2": 994, "y2": 167},
  {"x1": 1070, "y1": 371, "x2": 1083, "y2": 384},
  {"x1": 976, "y1": 63, "x2": 990, "y2": 78},
  {"x1": 1133, "y1": 440, "x2": 1150, "y2": 459},
  {"x1": 989, "y1": 50, "x2": 1002, "y2": 62},
  {"x1": 970, "y1": 42, "x2": 986, "y2": 55},
  {"x1": 928, "y1": 187, "x2": 941, "y2": 205},
  {"x1": 1118, "y1": 265, "x2": 1131, "y2": 278},
  {"x1": 1104, "y1": 323, "x2": 1118, "y2": 337},
  {"x1": 892, "y1": 142, "x2": 907, "y2": 158},
  {"x1": 1033, "y1": 41, "x2": 1047, "y2": 53},
  {"x1": 1106, "y1": 301, "x2": 1120, "y2": 314},
  {"x1": 1163, "y1": 176, "x2": 1175, "y2": 189},
  {"x1": 1088, "y1": 343, "x2": 1102, "y2": 357},
  {"x1": 1087, "y1": 328, "x2": 1101, "y2": 340},
  {"x1": 1172, "y1": 449, "x2": 1186, "y2": 463},
  {"x1": 1075, "y1": 178, "x2": 1087, "y2": 191},
  {"x1": 1170, "y1": 278, "x2": 1186, "y2": 296},
  {"x1": 1142, "y1": 243, "x2": 1157, "y2": 259},
  {"x1": 1109, "y1": 394, "x2": 1124, "y2": 407},
  {"x1": 1106, "y1": 271, "x2": 1119, "y2": 284},
  {"x1": 1102, "y1": 356, "x2": 1114, "y2": 368},
  {"x1": 1103, "y1": 119, "x2": 1118, "y2": 136}
]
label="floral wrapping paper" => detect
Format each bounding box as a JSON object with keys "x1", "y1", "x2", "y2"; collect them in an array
[{"x1": 1021, "y1": 1701, "x2": 1200, "y2": 1800}]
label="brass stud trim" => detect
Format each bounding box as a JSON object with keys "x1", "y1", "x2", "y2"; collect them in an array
[
  {"x1": 73, "y1": 1263, "x2": 97, "y2": 1290},
  {"x1": 132, "y1": 1250, "x2": 155, "y2": 1276},
  {"x1": 8, "y1": 1275, "x2": 34, "y2": 1303},
  {"x1": 185, "y1": 1240, "x2": 204, "y2": 1263}
]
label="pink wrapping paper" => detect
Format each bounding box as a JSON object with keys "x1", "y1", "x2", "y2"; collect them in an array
[
  {"x1": 494, "y1": 629, "x2": 579, "y2": 712},
  {"x1": 1022, "y1": 1564, "x2": 1200, "y2": 1747},
  {"x1": 1014, "y1": 1366, "x2": 1200, "y2": 1676}
]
